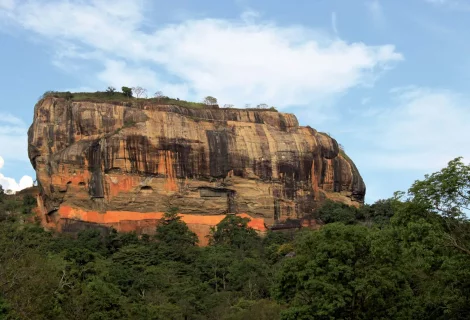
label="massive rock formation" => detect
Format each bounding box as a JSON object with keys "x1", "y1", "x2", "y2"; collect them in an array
[{"x1": 28, "y1": 96, "x2": 365, "y2": 244}]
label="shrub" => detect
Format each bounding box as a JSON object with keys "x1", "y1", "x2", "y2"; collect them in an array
[
  {"x1": 314, "y1": 200, "x2": 357, "y2": 224},
  {"x1": 121, "y1": 86, "x2": 133, "y2": 98},
  {"x1": 106, "y1": 86, "x2": 116, "y2": 94},
  {"x1": 64, "y1": 91, "x2": 73, "y2": 100}
]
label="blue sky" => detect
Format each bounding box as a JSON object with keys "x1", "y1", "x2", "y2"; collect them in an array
[{"x1": 0, "y1": 0, "x2": 469, "y2": 202}]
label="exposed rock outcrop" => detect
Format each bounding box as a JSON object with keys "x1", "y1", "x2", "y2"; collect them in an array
[{"x1": 28, "y1": 97, "x2": 365, "y2": 243}]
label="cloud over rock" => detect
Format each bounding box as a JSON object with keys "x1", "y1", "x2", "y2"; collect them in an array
[{"x1": 0, "y1": 156, "x2": 33, "y2": 193}]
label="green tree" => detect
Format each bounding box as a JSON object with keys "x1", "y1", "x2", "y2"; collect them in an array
[
  {"x1": 227, "y1": 257, "x2": 270, "y2": 299},
  {"x1": 155, "y1": 207, "x2": 198, "y2": 262},
  {"x1": 80, "y1": 279, "x2": 126, "y2": 320},
  {"x1": 274, "y1": 224, "x2": 413, "y2": 319},
  {"x1": 0, "y1": 222, "x2": 65, "y2": 319},
  {"x1": 101, "y1": 229, "x2": 141, "y2": 255},
  {"x1": 357, "y1": 198, "x2": 396, "y2": 227},
  {"x1": 197, "y1": 245, "x2": 234, "y2": 292},
  {"x1": 223, "y1": 299, "x2": 282, "y2": 320},
  {"x1": 409, "y1": 157, "x2": 470, "y2": 218},
  {"x1": 387, "y1": 199, "x2": 470, "y2": 319},
  {"x1": 121, "y1": 86, "x2": 133, "y2": 98},
  {"x1": 21, "y1": 194, "x2": 36, "y2": 214},
  {"x1": 75, "y1": 228, "x2": 108, "y2": 256},
  {"x1": 209, "y1": 215, "x2": 260, "y2": 251},
  {"x1": 64, "y1": 91, "x2": 73, "y2": 100},
  {"x1": 108, "y1": 244, "x2": 160, "y2": 298},
  {"x1": 314, "y1": 200, "x2": 357, "y2": 225},
  {"x1": 262, "y1": 231, "x2": 293, "y2": 264},
  {"x1": 408, "y1": 157, "x2": 470, "y2": 256}
]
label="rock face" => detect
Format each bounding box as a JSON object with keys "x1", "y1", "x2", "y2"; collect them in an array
[{"x1": 28, "y1": 97, "x2": 365, "y2": 243}]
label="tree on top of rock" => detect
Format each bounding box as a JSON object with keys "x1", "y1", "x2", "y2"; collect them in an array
[
  {"x1": 132, "y1": 86, "x2": 147, "y2": 98},
  {"x1": 203, "y1": 96, "x2": 218, "y2": 106},
  {"x1": 106, "y1": 86, "x2": 116, "y2": 94},
  {"x1": 154, "y1": 91, "x2": 164, "y2": 100},
  {"x1": 121, "y1": 86, "x2": 133, "y2": 98}
]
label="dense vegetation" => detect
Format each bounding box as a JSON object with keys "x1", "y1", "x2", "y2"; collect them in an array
[{"x1": 1, "y1": 158, "x2": 469, "y2": 319}]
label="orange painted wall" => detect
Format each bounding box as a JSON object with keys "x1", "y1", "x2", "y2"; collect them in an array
[{"x1": 56, "y1": 205, "x2": 267, "y2": 246}]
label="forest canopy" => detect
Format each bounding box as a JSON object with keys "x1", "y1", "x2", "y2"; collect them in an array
[{"x1": 0, "y1": 157, "x2": 469, "y2": 319}]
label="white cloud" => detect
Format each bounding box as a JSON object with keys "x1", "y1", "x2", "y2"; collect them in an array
[
  {"x1": 354, "y1": 87, "x2": 470, "y2": 171},
  {"x1": 148, "y1": 20, "x2": 401, "y2": 107},
  {"x1": 0, "y1": 174, "x2": 33, "y2": 193},
  {"x1": 0, "y1": 156, "x2": 33, "y2": 193},
  {"x1": 0, "y1": 115, "x2": 35, "y2": 196},
  {"x1": 0, "y1": 0, "x2": 402, "y2": 109}
]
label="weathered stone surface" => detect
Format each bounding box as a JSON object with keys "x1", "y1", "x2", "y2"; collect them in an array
[{"x1": 28, "y1": 97, "x2": 365, "y2": 241}]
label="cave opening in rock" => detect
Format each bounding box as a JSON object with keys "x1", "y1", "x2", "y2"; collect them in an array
[{"x1": 140, "y1": 186, "x2": 154, "y2": 193}]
